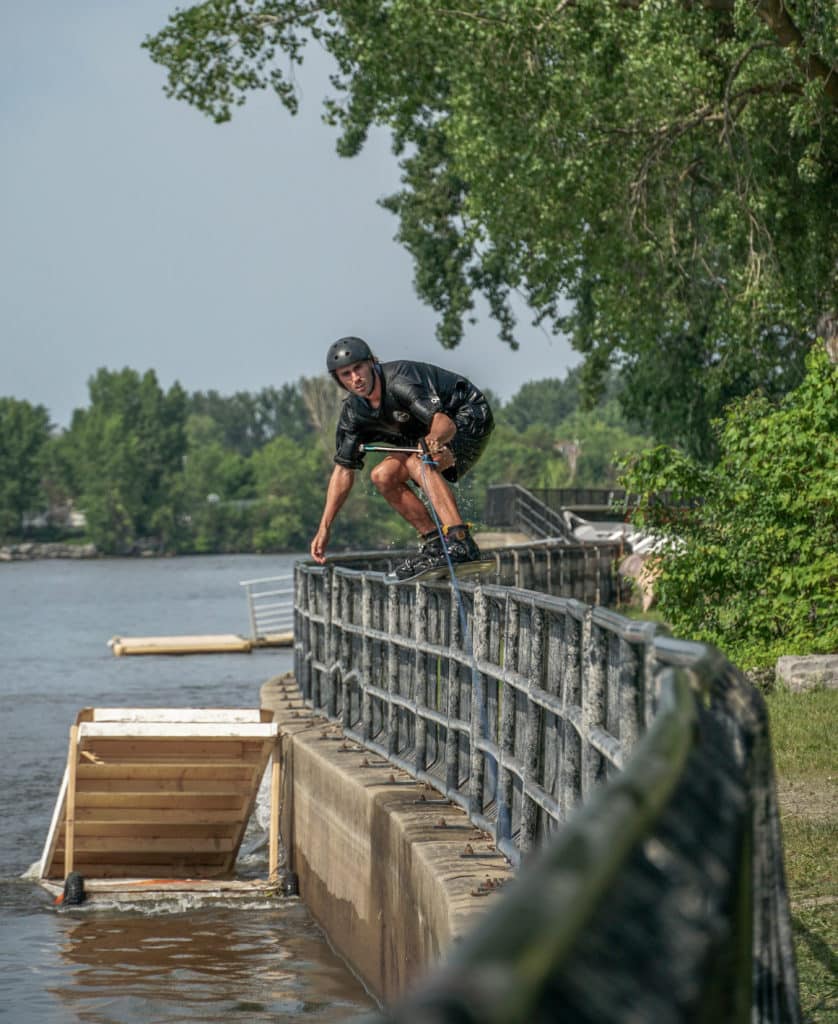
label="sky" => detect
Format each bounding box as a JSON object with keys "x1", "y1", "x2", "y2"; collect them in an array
[{"x1": 1, "y1": 2, "x2": 578, "y2": 429}]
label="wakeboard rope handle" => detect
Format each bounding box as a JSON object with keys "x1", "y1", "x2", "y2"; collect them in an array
[
  {"x1": 359, "y1": 443, "x2": 423, "y2": 454},
  {"x1": 360, "y1": 442, "x2": 440, "y2": 466}
]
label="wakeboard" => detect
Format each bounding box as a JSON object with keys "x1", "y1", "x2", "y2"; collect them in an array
[{"x1": 384, "y1": 558, "x2": 496, "y2": 585}]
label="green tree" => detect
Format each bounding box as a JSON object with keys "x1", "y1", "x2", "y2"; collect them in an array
[
  {"x1": 68, "y1": 368, "x2": 188, "y2": 553},
  {"x1": 182, "y1": 414, "x2": 255, "y2": 503},
  {"x1": 144, "y1": 1, "x2": 838, "y2": 458},
  {"x1": 0, "y1": 398, "x2": 52, "y2": 537},
  {"x1": 187, "y1": 383, "x2": 310, "y2": 455},
  {"x1": 619, "y1": 344, "x2": 838, "y2": 667},
  {"x1": 553, "y1": 402, "x2": 653, "y2": 488},
  {"x1": 252, "y1": 384, "x2": 311, "y2": 446},
  {"x1": 39, "y1": 429, "x2": 81, "y2": 523},
  {"x1": 298, "y1": 374, "x2": 341, "y2": 456},
  {"x1": 503, "y1": 373, "x2": 582, "y2": 433},
  {"x1": 461, "y1": 422, "x2": 561, "y2": 518},
  {"x1": 187, "y1": 390, "x2": 260, "y2": 455},
  {"x1": 249, "y1": 435, "x2": 327, "y2": 550}
]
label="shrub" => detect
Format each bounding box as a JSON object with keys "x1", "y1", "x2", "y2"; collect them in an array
[{"x1": 619, "y1": 345, "x2": 838, "y2": 668}]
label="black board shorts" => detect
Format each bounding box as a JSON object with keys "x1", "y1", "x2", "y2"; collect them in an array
[{"x1": 444, "y1": 400, "x2": 494, "y2": 482}]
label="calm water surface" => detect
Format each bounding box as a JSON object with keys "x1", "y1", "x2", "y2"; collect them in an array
[{"x1": 0, "y1": 554, "x2": 375, "y2": 1023}]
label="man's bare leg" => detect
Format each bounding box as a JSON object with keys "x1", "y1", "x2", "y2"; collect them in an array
[{"x1": 369, "y1": 452, "x2": 463, "y2": 533}]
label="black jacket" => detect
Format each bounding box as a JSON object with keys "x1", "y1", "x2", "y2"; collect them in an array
[{"x1": 334, "y1": 361, "x2": 489, "y2": 469}]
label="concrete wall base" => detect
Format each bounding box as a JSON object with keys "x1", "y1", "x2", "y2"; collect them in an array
[{"x1": 260, "y1": 674, "x2": 514, "y2": 1005}]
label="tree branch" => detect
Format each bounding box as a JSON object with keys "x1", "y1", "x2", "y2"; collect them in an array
[
  {"x1": 756, "y1": 0, "x2": 838, "y2": 105},
  {"x1": 553, "y1": 0, "x2": 838, "y2": 103}
]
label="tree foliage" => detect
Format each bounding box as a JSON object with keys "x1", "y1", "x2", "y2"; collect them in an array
[
  {"x1": 620, "y1": 344, "x2": 838, "y2": 667},
  {"x1": 187, "y1": 384, "x2": 310, "y2": 454},
  {"x1": 29, "y1": 368, "x2": 437, "y2": 554},
  {"x1": 502, "y1": 372, "x2": 583, "y2": 434},
  {"x1": 184, "y1": 414, "x2": 256, "y2": 497},
  {"x1": 249, "y1": 434, "x2": 326, "y2": 550},
  {"x1": 68, "y1": 368, "x2": 188, "y2": 553},
  {"x1": 465, "y1": 422, "x2": 562, "y2": 500},
  {"x1": 144, "y1": 0, "x2": 838, "y2": 458},
  {"x1": 0, "y1": 398, "x2": 52, "y2": 536},
  {"x1": 0, "y1": 363, "x2": 667, "y2": 553},
  {"x1": 555, "y1": 402, "x2": 653, "y2": 487}
]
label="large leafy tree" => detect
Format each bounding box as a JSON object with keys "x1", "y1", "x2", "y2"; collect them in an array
[
  {"x1": 68, "y1": 368, "x2": 188, "y2": 553},
  {"x1": 0, "y1": 398, "x2": 52, "y2": 537},
  {"x1": 144, "y1": 1, "x2": 837, "y2": 458}
]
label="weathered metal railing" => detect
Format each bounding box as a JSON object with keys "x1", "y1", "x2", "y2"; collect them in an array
[
  {"x1": 239, "y1": 574, "x2": 294, "y2": 640},
  {"x1": 297, "y1": 539, "x2": 625, "y2": 605},
  {"x1": 362, "y1": 656, "x2": 798, "y2": 1023},
  {"x1": 293, "y1": 553, "x2": 800, "y2": 1021}
]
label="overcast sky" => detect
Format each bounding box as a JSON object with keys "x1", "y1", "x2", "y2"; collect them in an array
[{"x1": 1, "y1": 2, "x2": 578, "y2": 429}]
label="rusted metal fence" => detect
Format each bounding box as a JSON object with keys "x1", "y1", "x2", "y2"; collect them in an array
[{"x1": 293, "y1": 550, "x2": 800, "y2": 1022}]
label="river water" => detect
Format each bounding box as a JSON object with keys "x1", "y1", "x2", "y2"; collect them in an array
[{"x1": 0, "y1": 554, "x2": 375, "y2": 1023}]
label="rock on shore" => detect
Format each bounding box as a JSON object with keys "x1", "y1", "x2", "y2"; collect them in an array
[
  {"x1": 0, "y1": 542, "x2": 99, "y2": 561},
  {"x1": 775, "y1": 655, "x2": 838, "y2": 692}
]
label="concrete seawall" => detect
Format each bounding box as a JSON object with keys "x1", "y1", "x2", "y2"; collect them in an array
[{"x1": 260, "y1": 674, "x2": 514, "y2": 1004}]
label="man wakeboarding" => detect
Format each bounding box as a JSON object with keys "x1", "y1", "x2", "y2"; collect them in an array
[{"x1": 309, "y1": 336, "x2": 495, "y2": 580}]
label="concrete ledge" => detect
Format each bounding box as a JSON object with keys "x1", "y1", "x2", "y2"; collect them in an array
[
  {"x1": 260, "y1": 675, "x2": 514, "y2": 1004},
  {"x1": 775, "y1": 654, "x2": 838, "y2": 692}
]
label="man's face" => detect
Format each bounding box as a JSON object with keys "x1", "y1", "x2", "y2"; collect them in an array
[{"x1": 336, "y1": 360, "x2": 375, "y2": 396}]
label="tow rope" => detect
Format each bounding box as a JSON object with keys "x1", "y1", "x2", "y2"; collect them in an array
[
  {"x1": 359, "y1": 438, "x2": 498, "y2": 800},
  {"x1": 415, "y1": 440, "x2": 498, "y2": 804}
]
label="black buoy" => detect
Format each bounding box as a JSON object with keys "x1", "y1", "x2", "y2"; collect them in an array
[{"x1": 62, "y1": 871, "x2": 86, "y2": 905}]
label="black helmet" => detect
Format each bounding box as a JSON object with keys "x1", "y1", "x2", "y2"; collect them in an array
[{"x1": 326, "y1": 336, "x2": 373, "y2": 380}]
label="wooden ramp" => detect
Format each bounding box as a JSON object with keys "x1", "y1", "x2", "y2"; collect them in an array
[
  {"x1": 109, "y1": 635, "x2": 253, "y2": 656},
  {"x1": 39, "y1": 708, "x2": 281, "y2": 901}
]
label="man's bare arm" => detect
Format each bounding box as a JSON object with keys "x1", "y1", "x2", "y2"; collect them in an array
[
  {"x1": 424, "y1": 412, "x2": 456, "y2": 455},
  {"x1": 310, "y1": 464, "x2": 356, "y2": 563}
]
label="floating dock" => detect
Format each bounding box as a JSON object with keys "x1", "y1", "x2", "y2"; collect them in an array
[
  {"x1": 39, "y1": 707, "x2": 282, "y2": 902},
  {"x1": 106, "y1": 573, "x2": 295, "y2": 656},
  {"x1": 108, "y1": 633, "x2": 293, "y2": 656}
]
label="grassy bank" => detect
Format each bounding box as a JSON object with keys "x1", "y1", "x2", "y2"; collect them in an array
[{"x1": 766, "y1": 685, "x2": 837, "y2": 1023}]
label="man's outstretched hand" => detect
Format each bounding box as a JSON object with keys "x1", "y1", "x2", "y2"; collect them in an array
[{"x1": 310, "y1": 525, "x2": 330, "y2": 564}]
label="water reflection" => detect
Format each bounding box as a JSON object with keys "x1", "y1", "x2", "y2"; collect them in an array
[{"x1": 50, "y1": 902, "x2": 374, "y2": 1023}]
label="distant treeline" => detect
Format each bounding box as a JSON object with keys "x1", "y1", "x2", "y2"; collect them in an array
[{"x1": 0, "y1": 366, "x2": 652, "y2": 555}]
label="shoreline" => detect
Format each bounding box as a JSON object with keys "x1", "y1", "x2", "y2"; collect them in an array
[
  {"x1": 0, "y1": 541, "x2": 99, "y2": 561},
  {"x1": 0, "y1": 530, "x2": 527, "y2": 563},
  {"x1": 0, "y1": 541, "x2": 299, "y2": 562}
]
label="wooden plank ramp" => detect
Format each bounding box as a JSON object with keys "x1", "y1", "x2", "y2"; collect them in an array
[
  {"x1": 39, "y1": 707, "x2": 281, "y2": 903},
  {"x1": 108, "y1": 635, "x2": 253, "y2": 656}
]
